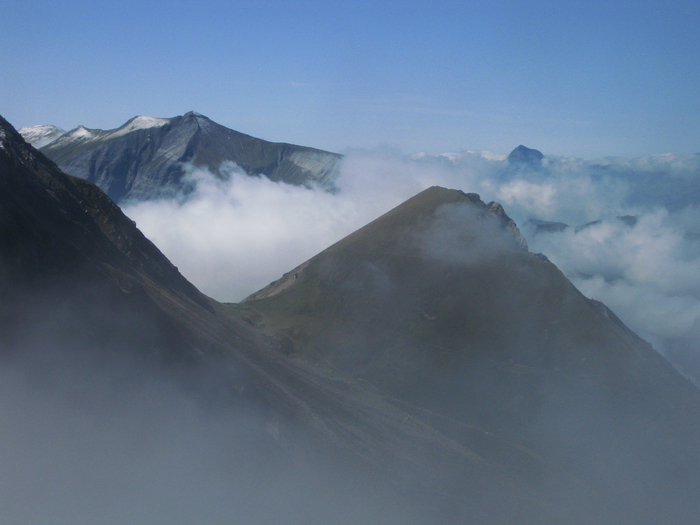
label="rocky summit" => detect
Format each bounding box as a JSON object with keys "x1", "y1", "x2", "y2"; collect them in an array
[{"x1": 507, "y1": 144, "x2": 544, "y2": 165}]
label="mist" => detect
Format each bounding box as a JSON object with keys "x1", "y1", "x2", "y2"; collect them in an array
[
  {"x1": 123, "y1": 149, "x2": 700, "y2": 380},
  {"x1": 122, "y1": 156, "x2": 436, "y2": 301},
  {"x1": 0, "y1": 339, "x2": 421, "y2": 525}
]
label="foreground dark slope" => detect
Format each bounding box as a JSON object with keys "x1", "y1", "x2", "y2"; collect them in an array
[
  {"x1": 37, "y1": 112, "x2": 341, "y2": 203},
  {"x1": 243, "y1": 186, "x2": 700, "y2": 523}
]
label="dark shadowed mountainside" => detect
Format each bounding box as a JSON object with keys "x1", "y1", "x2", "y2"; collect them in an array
[
  {"x1": 32, "y1": 112, "x2": 341, "y2": 203},
  {"x1": 242, "y1": 186, "x2": 700, "y2": 524}
]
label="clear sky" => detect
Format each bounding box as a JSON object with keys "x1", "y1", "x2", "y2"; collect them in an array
[{"x1": 2, "y1": 0, "x2": 699, "y2": 158}]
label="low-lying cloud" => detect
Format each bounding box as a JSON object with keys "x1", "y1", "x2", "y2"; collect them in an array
[
  {"x1": 417, "y1": 202, "x2": 526, "y2": 266},
  {"x1": 528, "y1": 207, "x2": 700, "y2": 380},
  {"x1": 123, "y1": 154, "x2": 471, "y2": 301},
  {"x1": 123, "y1": 149, "x2": 700, "y2": 380},
  {"x1": 0, "y1": 344, "x2": 418, "y2": 525}
]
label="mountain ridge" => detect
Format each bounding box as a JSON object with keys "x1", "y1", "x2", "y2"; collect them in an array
[{"x1": 27, "y1": 111, "x2": 342, "y2": 203}]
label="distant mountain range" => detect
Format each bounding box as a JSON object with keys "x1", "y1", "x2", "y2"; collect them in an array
[
  {"x1": 499, "y1": 145, "x2": 700, "y2": 212},
  {"x1": 3, "y1": 113, "x2": 700, "y2": 523},
  {"x1": 19, "y1": 112, "x2": 341, "y2": 204}
]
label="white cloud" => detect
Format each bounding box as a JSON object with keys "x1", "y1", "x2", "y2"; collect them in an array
[
  {"x1": 124, "y1": 157, "x2": 433, "y2": 301},
  {"x1": 528, "y1": 206, "x2": 700, "y2": 379},
  {"x1": 495, "y1": 180, "x2": 557, "y2": 215}
]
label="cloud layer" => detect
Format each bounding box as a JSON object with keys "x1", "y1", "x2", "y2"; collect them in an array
[{"x1": 123, "y1": 150, "x2": 700, "y2": 380}]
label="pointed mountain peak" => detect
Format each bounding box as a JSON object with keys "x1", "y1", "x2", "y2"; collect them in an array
[
  {"x1": 36, "y1": 111, "x2": 341, "y2": 202},
  {"x1": 369, "y1": 186, "x2": 528, "y2": 252},
  {"x1": 245, "y1": 186, "x2": 527, "y2": 302},
  {"x1": 507, "y1": 144, "x2": 544, "y2": 165},
  {"x1": 70, "y1": 125, "x2": 99, "y2": 138},
  {"x1": 184, "y1": 110, "x2": 207, "y2": 119}
]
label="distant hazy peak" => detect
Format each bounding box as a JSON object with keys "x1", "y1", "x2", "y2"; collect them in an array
[
  {"x1": 507, "y1": 144, "x2": 544, "y2": 164},
  {"x1": 36, "y1": 111, "x2": 342, "y2": 203}
]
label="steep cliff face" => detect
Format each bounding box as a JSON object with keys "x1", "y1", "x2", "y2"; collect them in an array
[{"x1": 37, "y1": 112, "x2": 341, "y2": 203}]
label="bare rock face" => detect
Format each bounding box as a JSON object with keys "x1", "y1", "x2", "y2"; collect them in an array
[
  {"x1": 485, "y1": 200, "x2": 529, "y2": 251},
  {"x1": 36, "y1": 111, "x2": 342, "y2": 204}
]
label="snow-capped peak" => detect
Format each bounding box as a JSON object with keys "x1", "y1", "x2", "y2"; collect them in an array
[
  {"x1": 42, "y1": 125, "x2": 104, "y2": 150},
  {"x1": 18, "y1": 124, "x2": 66, "y2": 148}
]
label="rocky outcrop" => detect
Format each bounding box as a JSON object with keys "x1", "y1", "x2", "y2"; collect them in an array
[{"x1": 485, "y1": 200, "x2": 529, "y2": 251}]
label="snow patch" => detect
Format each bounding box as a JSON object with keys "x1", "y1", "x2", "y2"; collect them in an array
[
  {"x1": 45, "y1": 125, "x2": 103, "y2": 150},
  {"x1": 71, "y1": 126, "x2": 95, "y2": 139},
  {"x1": 107, "y1": 116, "x2": 170, "y2": 139}
]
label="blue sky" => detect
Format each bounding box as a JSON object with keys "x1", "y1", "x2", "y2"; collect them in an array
[{"x1": 2, "y1": 0, "x2": 699, "y2": 158}]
